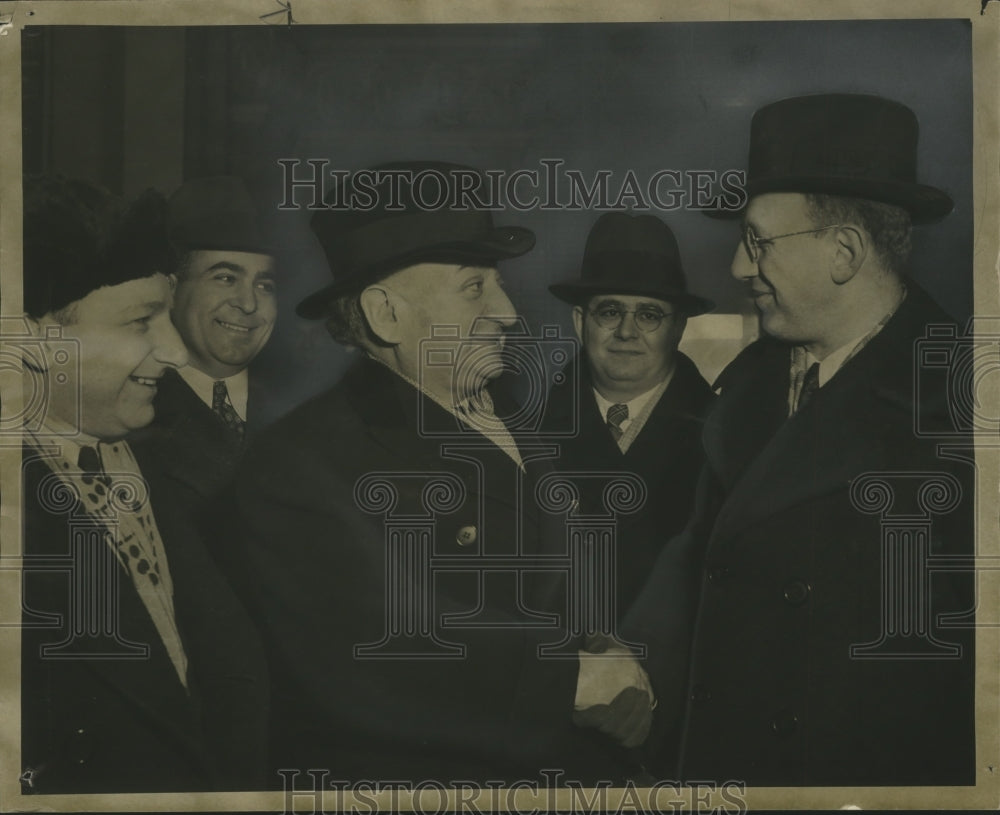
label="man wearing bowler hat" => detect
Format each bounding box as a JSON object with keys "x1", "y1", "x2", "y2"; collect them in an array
[
  {"x1": 214, "y1": 161, "x2": 656, "y2": 784},
  {"x1": 18, "y1": 176, "x2": 268, "y2": 793},
  {"x1": 625, "y1": 94, "x2": 975, "y2": 786},
  {"x1": 544, "y1": 212, "x2": 715, "y2": 618},
  {"x1": 132, "y1": 176, "x2": 278, "y2": 550}
]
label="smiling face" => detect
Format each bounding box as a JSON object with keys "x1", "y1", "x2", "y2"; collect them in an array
[
  {"x1": 731, "y1": 193, "x2": 841, "y2": 349},
  {"x1": 171, "y1": 249, "x2": 277, "y2": 378},
  {"x1": 385, "y1": 262, "x2": 518, "y2": 402},
  {"x1": 573, "y1": 293, "x2": 685, "y2": 403},
  {"x1": 35, "y1": 273, "x2": 189, "y2": 440}
]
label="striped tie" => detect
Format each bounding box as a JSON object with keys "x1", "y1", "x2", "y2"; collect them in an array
[{"x1": 606, "y1": 403, "x2": 629, "y2": 442}]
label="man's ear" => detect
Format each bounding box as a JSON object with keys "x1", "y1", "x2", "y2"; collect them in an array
[
  {"x1": 830, "y1": 225, "x2": 867, "y2": 285},
  {"x1": 571, "y1": 305, "x2": 585, "y2": 343},
  {"x1": 359, "y1": 285, "x2": 402, "y2": 345}
]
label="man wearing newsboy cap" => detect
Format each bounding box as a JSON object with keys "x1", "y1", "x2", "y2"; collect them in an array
[
  {"x1": 544, "y1": 212, "x2": 715, "y2": 618},
  {"x1": 215, "y1": 162, "x2": 655, "y2": 783},
  {"x1": 18, "y1": 176, "x2": 268, "y2": 793},
  {"x1": 625, "y1": 94, "x2": 975, "y2": 785}
]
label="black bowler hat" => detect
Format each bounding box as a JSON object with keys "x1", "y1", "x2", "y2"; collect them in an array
[
  {"x1": 710, "y1": 93, "x2": 953, "y2": 223},
  {"x1": 296, "y1": 161, "x2": 535, "y2": 319},
  {"x1": 167, "y1": 176, "x2": 274, "y2": 255},
  {"x1": 549, "y1": 212, "x2": 714, "y2": 316},
  {"x1": 23, "y1": 176, "x2": 173, "y2": 318}
]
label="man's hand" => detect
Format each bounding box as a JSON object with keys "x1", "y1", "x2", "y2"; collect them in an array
[{"x1": 573, "y1": 639, "x2": 655, "y2": 748}]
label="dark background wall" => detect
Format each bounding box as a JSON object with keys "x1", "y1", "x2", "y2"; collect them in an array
[{"x1": 22, "y1": 20, "x2": 973, "y2": 417}]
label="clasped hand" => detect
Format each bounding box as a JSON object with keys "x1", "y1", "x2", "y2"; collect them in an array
[{"x1": 573, "y1": 634, "x2": 655, "y2": 748}]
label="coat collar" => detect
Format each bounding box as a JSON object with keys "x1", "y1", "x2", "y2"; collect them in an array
[
  {"x1": 339, "y1": 358, "x2": 552, "y2": 511},
  {"x1": 547, "y1": 350, "x2": 714, "y2": 459},
  {"x1": 703, "y1": 283, "x2": 956, "y2": 546}
]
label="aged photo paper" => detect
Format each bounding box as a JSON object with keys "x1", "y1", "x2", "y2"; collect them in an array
[{"x1": 0, "y1": 0, "x2": 998, "y2": 812}]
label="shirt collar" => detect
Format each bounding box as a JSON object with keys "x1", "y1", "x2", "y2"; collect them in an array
[
  {"x1": 177, "y1": 365, "x2": 249, "y2": 420},
  {"x1": 591, "y1": 367, "x2": 676, "y2": 421}
]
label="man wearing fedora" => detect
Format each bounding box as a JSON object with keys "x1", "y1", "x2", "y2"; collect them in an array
[
  {"x1": 626, "y1": 94, "x2": 975, "y2": 786},
  {"x1": 132, "y1": 176, "x2": 278, "y2": 553},
  {"x1": 544, "y1": 212, "x2": 715, "y2": 618},
  {"x1": 18, "y1": 176, "x2": 269, "y2": 792},
  {"x1": 214, "y1": 162, "x2": 654, "y2": 784}
]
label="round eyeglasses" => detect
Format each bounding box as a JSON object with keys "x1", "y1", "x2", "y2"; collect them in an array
[
  {"x1": 741, "y1": 223, "x2": 845, "y2": 264},
  {"x1": 588, "y1": 305, "x2": 673, "y2": 333}
]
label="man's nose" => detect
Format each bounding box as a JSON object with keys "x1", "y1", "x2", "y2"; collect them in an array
[
  {"x1": 731, "y1": 244, "x2": 757, "y2": 281},
  {"x1": 152, "y1": 318, "x2": 189, "y2": 369},
  {"x1": 485, "y1": 281, "x2": 519, "y2": 328},
  {"x1": 614, "y1": 311, "x2": 640, "y2": 340},
  {"x1": 231, "y1": 280, "x2": 259, "y2": 313}
]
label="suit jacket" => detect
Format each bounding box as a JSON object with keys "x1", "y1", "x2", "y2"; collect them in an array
[
  {"x1": 213, "y1": 357, "x2": 628, "y2": 784},
  {"x1": 542, "y1": 352, "x2": 715, "y2": 614},
  {"x1": 627, "y1": 284, "x2": 976, "y2": 786},
  {"x1": 19, "y1": 444, "x2": 269, "y2": 793}
]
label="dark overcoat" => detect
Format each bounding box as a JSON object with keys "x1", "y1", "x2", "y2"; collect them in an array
[
  {"x1": 542, "y1": 351, "x2": 714, "y2": 614},
  {"x1": 214, "y1": 357, "x2": 629, "y2": 785},
  {"x1": 628, "y1": 284, "x2": 976, "y2": 786},
  {"x1": 131, "y1": 369, "x2": 246, "y2": 535},
  {"x1": 20, "y1": 443, "x2": 270, "y2": 793}
]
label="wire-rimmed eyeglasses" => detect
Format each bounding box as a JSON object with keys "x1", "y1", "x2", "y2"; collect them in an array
[
  {"x1": 588, "y1": 305, "x2": 674, "y2": 333},
  {"x1": 741, "y1": 223, "x2": 845, "y2": 264}
]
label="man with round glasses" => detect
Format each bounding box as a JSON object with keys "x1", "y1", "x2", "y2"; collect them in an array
[
  {"x1": 626, "y1": 94, "x2": 974, "y2": 786},
  {"x1": 545, "y1": 211, "x2": 715, "y2": 620}
]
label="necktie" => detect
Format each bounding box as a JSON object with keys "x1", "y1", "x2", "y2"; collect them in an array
[
  {"x1": 77, "y1": 444, "x2": 104, "y2": 479},
  {"x1": 212, "y1": 379, "x2": 245, "y2": 439},
  {"x1": 606, "y1": 403, "x2": 629, "y2": 442},
  {"x1": 797, "y1": 362, "x2": 821, "y2": 412}
]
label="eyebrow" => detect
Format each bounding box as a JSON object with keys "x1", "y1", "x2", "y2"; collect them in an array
[{"x1": 205, "y1": 261, "x2": 248, "y2": 274}]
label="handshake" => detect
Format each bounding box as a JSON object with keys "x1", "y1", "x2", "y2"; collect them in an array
[{"x1": 573, "y1": 635, "x2": 655, "y2": 748}]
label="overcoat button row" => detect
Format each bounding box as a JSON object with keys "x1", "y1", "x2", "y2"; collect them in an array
[
  {"x1": 690, "y1": 684, "x2": 711, "y2": 703},
  {"x1": 769, "y1": 709, "x2": 798, "y2": 739},
  {"x1": 782, "y1": 581, "x2": 810, "y2": 606},
  {"x1": 69, "y1": 727, "x2": 95, "y2": 764},
  {"x1": 456, "y1": 526, "x2": 478, "y2": 546}
]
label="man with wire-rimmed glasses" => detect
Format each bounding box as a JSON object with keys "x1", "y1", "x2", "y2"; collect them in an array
[
  {"x1": 545, "y1": 211, "x2": 716, "y2": 623},
  {"x1": 625, "y1": 93, "x2": 975, "y2": 787}
]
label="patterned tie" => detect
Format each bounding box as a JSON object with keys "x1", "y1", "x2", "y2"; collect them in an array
[
  {"x1": 77, "y1": 444, "x2": 111, "y2": 499},
  {"x1": 797, "y1": 362, "x2": 821, "y2": 412},
  {"x1": 606, "y1": 403, "x2": 629, "y2": 442},
  {"x1": 212, "y1": 379, "x2": 245, "y2": 439}
]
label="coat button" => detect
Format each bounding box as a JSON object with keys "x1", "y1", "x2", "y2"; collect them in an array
[
  {"x1": 69, "y1": 727, "x2": 96, "y2": 764},
  {"x1": 769, "y1": 709, "x2": 798, "y2": 739},
  {"x1": 783, "y1": 581, "x2": 810, "y2": 606},
  {"x1": 456, "y1": 526, "x2": 478, "y2": 546},
  {"x1": 690, "y1": 684, "x2": 712, "y2": 703}
]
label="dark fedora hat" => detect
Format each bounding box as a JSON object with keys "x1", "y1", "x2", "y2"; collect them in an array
[
  {"x1": 549, "y1": 212, "x2": 714, "y2": 316},
  {"x1": 167, "y1": 175, "x2": 274, "y2": 255},
  {"x1": 710, "y1": 93, "x2": 953, "y2": 223},
  {"x1": 296, "y1": 161, "x2": 535, "y2": 319}
]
